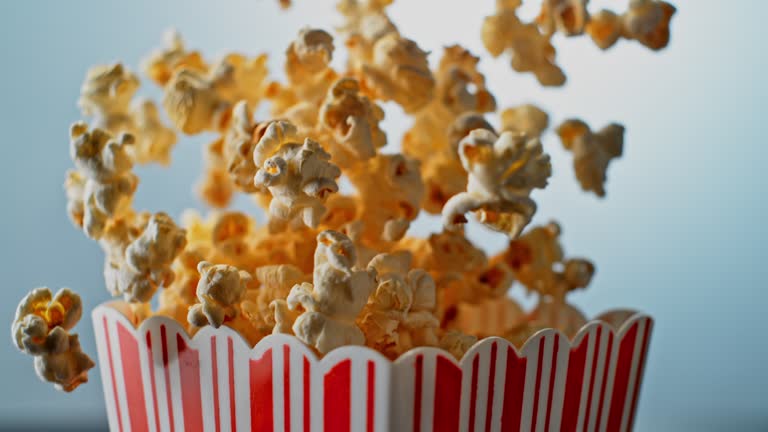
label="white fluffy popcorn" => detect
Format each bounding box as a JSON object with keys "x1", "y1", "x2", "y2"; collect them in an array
[{"x1": 188, "y1": 261, "x2": 253, "y2": 328}]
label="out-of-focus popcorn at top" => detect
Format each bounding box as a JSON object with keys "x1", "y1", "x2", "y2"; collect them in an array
[{"x1": 11, "y1": 0, "x2": 676, "y2": 391}]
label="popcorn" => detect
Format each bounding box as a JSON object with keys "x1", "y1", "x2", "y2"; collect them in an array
[
  {"x1": 12, "y1": 288, "x2": 94, "y2": 392},
  {"x1": 556, "y1": 119, "x2": 624, "y2": 197},
  {"x1": 286, "y1": 230, "x2": 377, "y2": 354},
  {"x1": 163, "y1": 68, "x2": 232, "y2": 135},
  {"x1": 78, "y1": 63, "x2": 139, "y2": 134},
  {"x1": 623, "y1": 0, "x2": 676, "y2": 51},
  {"x1": 105, "y1": 212, "x2": 187, "y2": 303},
  {"x1": 586, "y1": 10, "x2": 624, "y2": 50},
  {"x1": 241, "y1": 264, "x2": 308, "y2": 333},
  {"x1": 209, "y1": 53, "x2": 270, "y2": 109},
  {"x1": 318, "y1": 77, "x2": 386, "y2": 167},
  {"x1": 438, "y1": 330, "x2": 478, "y2": 360},
  {"x1": 131, "y1": 99, "x2": 177, "y2": 166},
  {"x1": 500, "y1": 104, "x2": 549, "y2": 138},
  {"x1": 68, "y1": 123, "x2": 139, "y2": 239},
  {"x1": 188, "y1": 261, "x2": 253, "y2": 328},
  {"x1": 536, "y1": 0, "x2": 589, "y2": 36},
  {"x1": 211, "y1": 211, "x2": 253, "y2": 266},
  {"x1": 142, "y1": 30, "x2": 207, "y2": 87},
  {"x1": 442, "y1": 129, "x2": 551, "y2": 238},
  {"x1": 254, "y1": 123, "x2": 342, "y2": 231}
]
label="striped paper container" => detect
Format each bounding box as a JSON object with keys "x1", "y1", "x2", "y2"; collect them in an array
[{"x1": 92, "y1": 302, "x2": 653, "y2": 432}]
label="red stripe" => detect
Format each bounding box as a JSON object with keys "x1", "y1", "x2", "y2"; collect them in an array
[
  {"x1": 117, "y1": 323, "x2": 149, "y2": 432},
  {"x1": 433, "y1": 355, "x2": 462, "y2": 432},
  {"x1": 324, "y1": 360, "x2": 351, "y2": 432},
  {"x1": 103, "y1": 317, "x2": 124, "y2": 432},
  {"x1": 606, "y1": 323, "x2": 639, "y2": 432},
  {"x1": 531, "y1": 337, "x2": 546, "y2": 432},
  {"x1": 250, "y1": 349, "x2": 274, "y2": 432},
  {"x1": 468, "y1": 353, "x2": 480, "y2": 431},
  {"x1": 484, "y1": 342, "x2": 498, "y2": 432},
  {"x1": 561, "y1": 333, "x2": 590, "y2": 431},
  {"x1": 177, "y1": 335, "x2": 203, "y2": 432},
  {"x1": 584, "y1": 327, "x2": 603, "y2": 429},
  {"x1": 500, "y1": 347, "x2": 527, "y2": 431},
  {"x1": 211, "y1": 338, "x2": 221, "y2": 432},
  {"x1": 160, "y1": 325, "x2": 175, "y2": 432},
  {"x1": 413, "y1": 355, "x2": 424, "y2": 432},
  {"x1": 283, "y1": 345, "x2": 291, "y2": 432},
  {"x1": 146, "y1": 332, "x2": 161, "y2": 432},
  {"x1": 366, "y1": 361, "x2": 376, "y2": 432},
  {"x1": 626, "y1": 321, "x2": 652, "y2": 431},
  {"x1": 303, "y1": 357, "x2": 311, "y2": 432},
  {"x1": 595, "y1": 333, "x2": 614, "y2": 430},
  {"x1": 544, "y1": 335, "x2": 560, "y2": 431},
  {"x1": 228, "y1": 338, "x2": 237, "y2": 432}
]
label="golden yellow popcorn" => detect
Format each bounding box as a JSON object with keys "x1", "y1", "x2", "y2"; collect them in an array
[
  {"x1": 198, "y1": 138, "x2": 236, "y2": 208},
  {"x1": 105, "y1": 212, "x2": 187, "y2": 303},
  {"x1": 318, "y1": 77, "x2": 386, "y2": 167},
  {"x1": 78, "y1": 63, "x2": 139, "y2": 134},
  {"x1": 254, "y1": 126, "x2": 342, "y2": 231},
  {"x1": 286, "y1": 230, "x2": 378, "y2": 354},
  {"x1": 210, "y1": 53, "x2": 269, "y2": 109},
  {"x1": 12, "y1": 288, "x2": 94, "y2": 392},
  {"x1": 536, "y1": 0, "x2": 589, "y2": 36},
  {"x1": 220, "y1": 102, "x2": 264, "y2": 193},
  {"x1": 68, "y1": 123, "x2": 138, "y2": 240},
  {"x1": 142, "y1": 30, "x2": 207, "y2": 87},
  {"x1": 586, "y1": 10, "x2": 624, "y2": 50},
  {"x1": 158, "y1": 245, "x2": 209, "y2": 322},
  {"x1": 163, "y1": 68, "x2": 232, "y2": 135},
  {"x1": 623, "y1": 0, "x2": 676, "y2": 51},
  {"x1": 131, "y1": 99, "x2": 178, "y2": 166},
  {"x1": 188, "y1": 261, "x2": 253, "y2": 328},
  {"x1": 242, "y1": 264, "x2": 308, "y2": 334},
  {"x1": 442, "y1": 129, "x2": 551, "y2": 238},
  {"x1": 500, "y1": 104, "x2": 549, "y2": 138},
  {"x1": 356, "y1": 33, "x2": 434, "y2": 113},
  {"x1": 210, "y1": 211, "x2": 253, "y2": 266},
  {"x1": 556, "y1": 119, "x2": 624, "y2": 197},
  {"x1": 438, "y1": 330, "x2": 478, "y2": 360}
]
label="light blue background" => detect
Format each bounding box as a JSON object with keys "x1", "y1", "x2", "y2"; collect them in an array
[{"x1": 1, "y1": 0, "x2": 765, "y2": 430}]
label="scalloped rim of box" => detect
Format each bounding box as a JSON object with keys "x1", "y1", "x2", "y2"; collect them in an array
[{"x1": 94, "y1": 301, "x2": 651, "y2": 367}]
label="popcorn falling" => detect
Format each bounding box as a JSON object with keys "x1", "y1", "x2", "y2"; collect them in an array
[{"x1": 12, "y1": 0, "x2": 675, "y2": 391}]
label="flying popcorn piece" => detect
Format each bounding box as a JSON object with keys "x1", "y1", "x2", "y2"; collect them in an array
[
  {"x1": 105, "y1": 212, "x2": 187, "y2": 303},
  {"x1": 163, "y1": 68, "x2": 232, "y2": 135},
  {"x1": 254, "y1": 122, "x2": 341, "y2": 231},
  {"x1": 500, "y1": 104, "x2": 550, "y2": 138},
  {"x1": 318, "y1": 77, "x2": 386, "y2": 167},
  {"x1": 11, "y1": 288, "x2": 94, "y2": 392},
  {"x1": 78, "y1": 63, "x2": 139, "y2": 135},
  {"x1": 188, "y1": 261, "x2": 253, "y2": 328},
  {"x1": 68, "y1": 123, "x2": 139, "y2": 240},
  {"x1": 586, "y1": 10, "x2": 624, "y2": 50},
  {"x1": 623, "y1": 0, "x2": 676, "y2": 51},
  {"x1": 131, "y1": 99, "x2": 177, "y2": 165},
  {"x1": 556, "y1": 119, "x2": 624, "y2": 197},
  {"x1": 442, "y1": 129, "x2": 551, "y2": 238},
  {"x1": 536, "y1": 0, "x2": 590, "y2": 36},
  {"x1": 142, "y1": 29, "x2": 207, "y2": 86},
  {"x1": 357, "y1": 32, "x2": 435, "y2": 113},
  {"x1": 286, "y1": 230, "x2": 377, "y2": 354}
]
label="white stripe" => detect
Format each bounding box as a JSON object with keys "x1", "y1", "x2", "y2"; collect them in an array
[
  {"x1": 586, "y1": 327, "x2": 610, "y2": 432},
  {"x1": 473, "y1": 345, "x2": 491, "y2": 432},
  {"x1": 458, "y1": 352, "x2": 474, "y2": 432},
  {"x1": 93, "y1": 311, "x2": 120, "y2": 432},
  {"x1": 289, "y1": 344, "x2": 304, "y2": 432},
  {"x1": 149, "y1": 326, "x2": 171, "y2": 432},
  {"x1": 519, "y1": 336, "x2": 541, "y2": 432},
  {"x1": 272, "y1": 344, "x2": 285, "y2": 432},
  {"x1": 547, "y1": 334, "x2": 569, "y2": 432},
  {"x1": 197, "y1": 334, "x2": 216, "y2": 432},
  {"x1": 232, "y1": 335, "x2": 251, "y2": 432},
  {"x1": 166, "y1": 327, "x2": 185, "y2": 432},
  {"x1": 311, "y1": 350, "x2": 324, "y2": 432},
  {"x1": 598, "y1": 332, "x2": 620, "y2": 432},
  {"x1": 216, "y1": 335, "x2": 231, "y2": 432},
  {"x1": 419, "y1": 354, "x2": 436, "y2": 432},
  {"x1": 392, "y1": 356, "x2": 416, "y2": 432},
  {"x1": 576, "y1": 326, "x2": 597, "y2": 431},
  {"x1": 109, "y1": 317, "x2": 132, "y2": 432},
  {"x1": 620, "y1": 320, "x2": 647, "y2": 432},
  {"x1": 350, "y1": 358, "x2": 368, "y2": 432},
  {"x1": 375, "y1": 356, "x2": 391, "y2": 432},
  {"x1": 534, "y1": 334, "x2": 554, "y2": 432},
  {"x1": 137, "y1": 328, "x2": 157, "y2": 432},
  {"x1": 489, "y1": 341, "x2": 508, "y2": 432}
]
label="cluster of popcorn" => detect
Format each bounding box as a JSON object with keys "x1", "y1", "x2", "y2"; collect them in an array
[{"x1": 12, "y1": 0, "x2": 675, "y2": 390}]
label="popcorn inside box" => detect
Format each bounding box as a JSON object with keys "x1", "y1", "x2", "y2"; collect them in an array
[{"x1": 10, "y1": 0, "x2": 674, "y2": 430}]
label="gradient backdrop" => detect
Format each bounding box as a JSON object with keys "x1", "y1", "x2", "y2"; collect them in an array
[{"x1": 1, "y1": 0, "x2": 765, "y2": 430}]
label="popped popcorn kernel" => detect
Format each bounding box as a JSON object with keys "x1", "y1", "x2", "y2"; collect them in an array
[
  {"x1": 623, "y1": 0, "x2": 676, "y2": 51},
  {"x1": 188, "y1": 261, "x2": 253, "y2": 328},
  {"x1": 12, "y1": 288, "x2": 94, "y2": 392},
  {"x1": 536, "y1": 0, "x2": 589, "y2": 36},
  {"x1": 556, "y1": 119, "x2": 624, "y2": 197},
  {"x1": 500, "y1": 104, "x2": 550, "y2": 138}
]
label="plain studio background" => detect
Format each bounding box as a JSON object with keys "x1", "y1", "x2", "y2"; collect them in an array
[{"x1": 0, "y1": 0, "x2": 765, "y2": 430}]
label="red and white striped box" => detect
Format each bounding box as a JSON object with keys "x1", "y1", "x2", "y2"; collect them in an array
[{"x1": 92, "y1": 302, "x2": 652, "y2": 432}]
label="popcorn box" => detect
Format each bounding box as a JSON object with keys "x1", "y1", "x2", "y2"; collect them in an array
[{"x1": 93, "y1": 303, "x2": 652, "y2": 432}]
